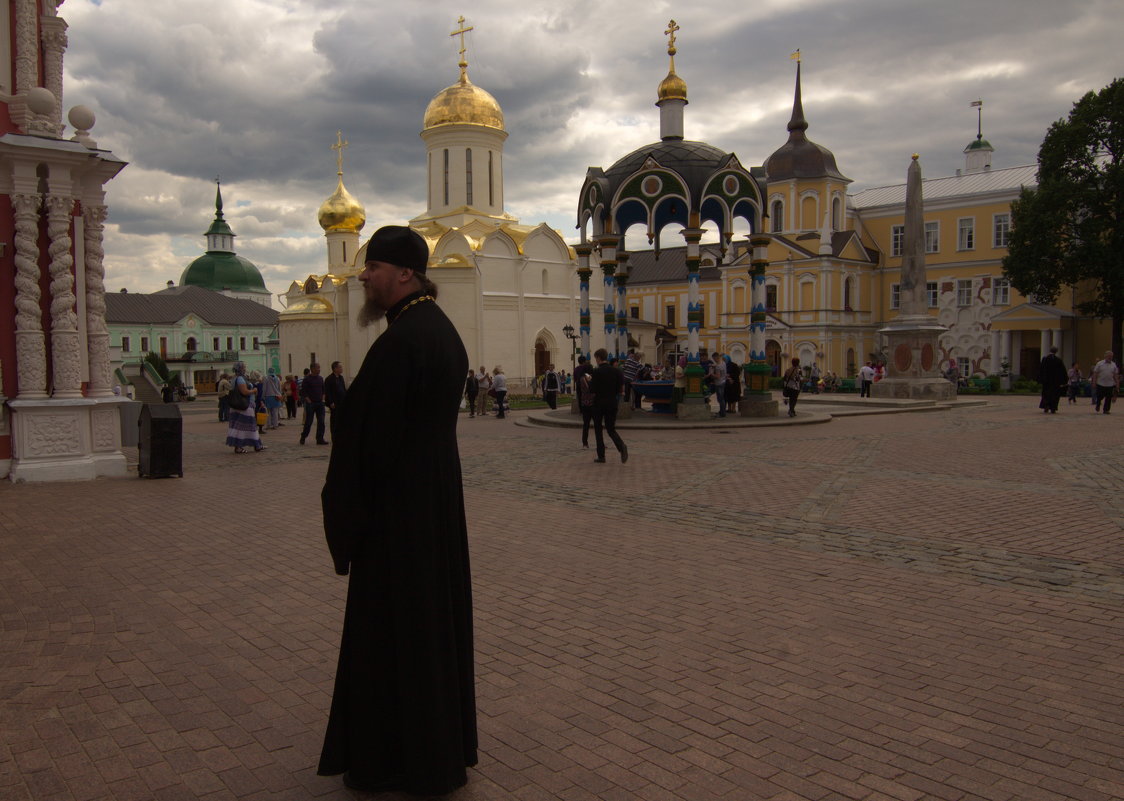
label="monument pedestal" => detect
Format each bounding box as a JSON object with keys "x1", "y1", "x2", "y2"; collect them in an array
[
  {"x1": 7, "y1": 397, "x2": 129, "y2": 482},
  {"x1": 676, "y1": 397, "x2": 711, "y2": 420},
  {"x1": 740, "y1": 396, "x2": 780, "y2": 417},
  {"x1": 871, "y1": 318, "x2": 955, "y2": 401}
]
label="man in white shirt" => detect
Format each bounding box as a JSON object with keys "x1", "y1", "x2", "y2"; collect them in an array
[
  {"x1": 858, "y1": 362, "x2": 876, "y2": 398},
  {"x1": 1091, "y1": 351, "x2": 1120, "y2": 414}
]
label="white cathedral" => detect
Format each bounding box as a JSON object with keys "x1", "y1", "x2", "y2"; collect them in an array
[{"x1": 278, "y1": 26, "x2": 586, "y2": 384}]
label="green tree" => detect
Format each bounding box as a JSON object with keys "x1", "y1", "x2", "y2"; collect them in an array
[{"x1": 1003, "y1": 77, "x2": 1124, "y2": 362}]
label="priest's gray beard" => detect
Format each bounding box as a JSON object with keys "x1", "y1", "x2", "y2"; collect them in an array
[{"x1": 356, "y1": 299, "x2": 386, "y2": 328}]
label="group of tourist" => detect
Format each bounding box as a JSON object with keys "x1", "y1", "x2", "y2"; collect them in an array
[
  {"x1": 1043, "y1": 349, "x2": 1120, "y2": 414},
  {"x1": 462, "y1": 366, "x2": 509, "y2": 418}
]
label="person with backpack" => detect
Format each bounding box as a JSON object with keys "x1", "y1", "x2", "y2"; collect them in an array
[
  {"x1": 542, "y1": 365, "x2": 562, "y2": 410},
  {"x1": 574, "y1": 355, "x2": 594, "y2": 448}
]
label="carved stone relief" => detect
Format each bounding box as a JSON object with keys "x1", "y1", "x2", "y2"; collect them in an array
[
  {"x1": 26, "y1": 413, "x2": 81, "y2": 457},
  {"x1": 92, "y1": 408, "x2": 117, "y2": 451}
]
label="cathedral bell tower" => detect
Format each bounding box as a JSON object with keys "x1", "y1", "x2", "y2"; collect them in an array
[{"x1": 414, "y1": 16, "x2": 510, "y2": 228}]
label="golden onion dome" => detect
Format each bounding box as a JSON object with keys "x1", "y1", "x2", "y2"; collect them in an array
[
  {"x1": 658, "y1": 70, "x2": 688, "y2": 102},
  {"x1": 423, "y1": 74, "x2": 505, "y2": 132},
  {"x1": 317, "y1": 176, "x2": 366, "y2": 233}
]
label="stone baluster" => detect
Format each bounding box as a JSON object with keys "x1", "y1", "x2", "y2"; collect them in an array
[
  {"x1": 46, "y1": 194, "x2": 82, "y2": 398},
  {"x1": 84, "y1": 204, "x2": 113, "y2": 396},
  {"x1": 13, "y1": 192, "x2": 47, "y2": 398}
]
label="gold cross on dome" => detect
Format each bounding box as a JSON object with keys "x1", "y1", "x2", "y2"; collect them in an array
[
  {"x1": 665, "y1": 19, "x2": 679, "y2": 51},
  {"x1": 331, "y1": 130, "x2": 348, "y2": 176},
  {"x1": 451, "y1": 15, "x2": 474, "y2": 75}
]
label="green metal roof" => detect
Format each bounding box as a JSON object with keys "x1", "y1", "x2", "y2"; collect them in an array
[{"x1": 180, "y1": 252, "x2": 267, "y2": 294}]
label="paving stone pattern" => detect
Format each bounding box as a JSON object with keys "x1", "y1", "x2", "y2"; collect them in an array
[{"x1": 1, "y1": 397, "x2": 1122, "y2": 800}]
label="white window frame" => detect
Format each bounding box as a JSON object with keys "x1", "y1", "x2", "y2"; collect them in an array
[
  {"x1": 924, "y1": 221, "x2": 940, "y2": 254},
  {"x1": 891, "y1": 225, "x2": 904, "y2": 257},
  {"x1": 957, "y1": 217, "x2": 975, "y2": 251},
  {"x1": 959, "y1": 358, "x2": 972, "y2": 378},
  {"x1": 956, "y1": 279, "x2": 973, "y2": 307},
  {"x1": 890, "y1": 283, "x2": 900, "y2": 310},
  {"x1": 926, "y1": 281, "x2": 938, "y2": 308},
  {"x1": 993, "y1": 213, "x2": 1011, "y2": 248},
  {"x1": 993, "y1": 277, "x2": 1010, "y2": 306}
]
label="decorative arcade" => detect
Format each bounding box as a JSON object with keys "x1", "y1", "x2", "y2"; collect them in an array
[{"x1": 576, "y1": 22, "x2": 777, "y2": 418}]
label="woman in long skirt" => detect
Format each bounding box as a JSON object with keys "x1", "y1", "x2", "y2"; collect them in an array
[{"x1": 226, "y1": 362, "x2": 266, "y2": 453}]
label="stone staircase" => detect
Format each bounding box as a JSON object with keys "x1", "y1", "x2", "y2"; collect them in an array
[{"x1": 123, "y1": 365, "x2": 163, "y2": 404}]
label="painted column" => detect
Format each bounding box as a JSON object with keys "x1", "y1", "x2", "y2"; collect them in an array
[
  {"x1": 84, "y1": 204, "x2": 113, "y2": 396},
  {"x1": 1051, "y1": 328, "x2": 1062, "y2": 357},
  {"x1": 990, "y1": 330, "x2": 1001, "y2": 375},
  {"x1": 13, "y1": 192, "x2": 47, "y2": 399},
  {"x1": 745, "y1": 232, "x2": 771, "y2": 395},
  {"x1": 615, "y1": 252, "x2": 629, "y2": 357},
  {"x1": 594, "y1": 234, "x2": 619, "y2": 357},
  {"x1": 1002, "y1": 330, "x2": 1012, "y2": 371},
  {"x1": 574, "y1": 244, "x2": 593, "y2": 360},
  {"x1": 47, "y1": 195, "x2": 82, "y2": 398},
  {"x1": 1039, "y1": 330, "x2": 1049, "y2": 358},
  {"x1": 682, "y1": 227, "x2": 705, "y2": 397}
]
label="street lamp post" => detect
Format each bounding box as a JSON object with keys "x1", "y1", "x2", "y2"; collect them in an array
[{"x1": 563, "y1": 324, "x2": 578, "y2": 370}]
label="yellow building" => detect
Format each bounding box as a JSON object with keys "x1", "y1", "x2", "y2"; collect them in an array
[{"x1": 622, "y1": 63, "x2": 1107, "y2": 380}]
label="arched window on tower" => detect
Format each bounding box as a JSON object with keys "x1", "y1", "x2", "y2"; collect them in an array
[
  {"x1": 443, "y1": 149, "x2": 449, "y2": 206},
  {"x1": 843, "y1": 276, "x2": 854, "y2": 311},
  {"x1": 770, "y1": 199, "x2": 783, "y2": 233},
  {"x1": 466, "y1": 148, "x2": 473, "y2": 205},
  {"x1": 832, "y1": 196, "x2": 842, "y2": 230},
  {"x1": 542, "y1": 268, "x2": 549, "y2": 295}
]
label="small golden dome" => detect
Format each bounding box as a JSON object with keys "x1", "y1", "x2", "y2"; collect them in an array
[
  {"x1": 423, "y1": 74, "x2": 505, "y2": 131},
  {"x1": 658, "y1": 70, "x2": 687, "y2": 102},
  {"x1": 318, "y1": 176, "x2": 366, "y2": 233}
]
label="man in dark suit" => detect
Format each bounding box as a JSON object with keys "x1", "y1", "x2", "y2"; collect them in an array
[
  {"x1": 318, "y1": 226, "x2": 476, "y2": 796},
  {"x1": 324, "y1": 361, "x2": 348, "y2": 438},
  {"x1": 589, "y1": 347, "x2": 628, "y2": 464}
]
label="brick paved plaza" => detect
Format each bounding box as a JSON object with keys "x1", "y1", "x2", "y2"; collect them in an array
[{"x1": 2, "y1": 397, "x2": 1122, "y2": 801}]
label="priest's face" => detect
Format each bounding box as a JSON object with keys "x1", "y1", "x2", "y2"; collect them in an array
[{"x1": 358, "y1": 259, "x2": 404, "y2": 327}]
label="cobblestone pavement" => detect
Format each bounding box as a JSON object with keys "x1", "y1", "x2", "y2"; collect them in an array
[{"x1": 1, "y1": 397, "x2": 1122, "y2": 801}]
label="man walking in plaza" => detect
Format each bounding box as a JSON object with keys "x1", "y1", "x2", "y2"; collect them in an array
[
  {"x1": 1091, "y1": 351, "x2": 1120, "y2": 414},
  {"x1": 590, "y1": 347, "x2": 628, "y2": 464},
  {"x1": 542, "y1": 364, "x2": 561, "y2": 410},
  {"x1": 859, "y1": 361, "x2": 875, "y2": 397},
  {"x1": 1038, "y1": 347, "x2": 1068, "y2": 414},
  {"x1": 317, "y1": 225, "x2": 477, "y2": 796},
  {"x1": 299, "y1": 363, "x2": 328, "y2": 445},
  {"x1": 324, "y1": 361, "x2": 348, "y2": 438}
]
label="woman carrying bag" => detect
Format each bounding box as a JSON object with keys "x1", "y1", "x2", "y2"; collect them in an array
[{"x1": 782, "y1": 357, "x2": 802, "y2": 418}]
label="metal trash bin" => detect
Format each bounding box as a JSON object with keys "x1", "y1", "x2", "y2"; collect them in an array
[{"x1": 138, "y1": 403, "x2": 183, "y2": 478}]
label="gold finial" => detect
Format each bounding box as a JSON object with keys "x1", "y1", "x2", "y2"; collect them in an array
[
  {"x1": 665, "y1": 19, "x2": 679, "y2": 54},
  {"x1": 331, "y1": 130, "x2": 349, "y2": 176},
  {"x1": 451, "y1": 15, "x2": 474, "y2": 81},
  {"x1": 912, "y1": 153, "x2": 920, "y2": 160},
  {"x1": 790, "y1": 49, "x2": 801, "y2": 62}
]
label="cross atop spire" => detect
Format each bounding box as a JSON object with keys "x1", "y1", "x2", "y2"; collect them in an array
[
  {"x1": 331, "y1": 130, "x2": 349, "y2": 176},
  {"x1": 451, "y1": 15, "x2": 474, "y2": 81}
]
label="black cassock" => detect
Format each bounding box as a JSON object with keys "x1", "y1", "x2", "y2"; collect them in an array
[
  {"x1": 318, "y1": 291, "x2": 476, "y2": 795},
  {"x1": 1039, "y1": 353, "x2": 1068, "y2": 411}
]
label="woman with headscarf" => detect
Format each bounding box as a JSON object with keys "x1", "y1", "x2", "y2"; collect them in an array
[{"x1": 226, "y1": 362, "x2": 266, "y2": 453}]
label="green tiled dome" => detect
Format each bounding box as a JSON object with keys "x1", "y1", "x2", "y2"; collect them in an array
[{"x1": 180, "y1": 252, "x2": 267, "y2": 293}]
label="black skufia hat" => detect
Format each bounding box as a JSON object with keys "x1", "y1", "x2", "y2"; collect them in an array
[{"x1": 363, "y1": 225, "x2": 429, "y2": 272}]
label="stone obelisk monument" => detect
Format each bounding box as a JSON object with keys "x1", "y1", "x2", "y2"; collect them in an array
[{"x1": 871, "y1": 155, "x2": 955, "y2": 400}]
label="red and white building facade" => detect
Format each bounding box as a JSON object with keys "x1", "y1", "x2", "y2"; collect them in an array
[{"x1": 1, "y1": 0, "x2": 128, "y2": 481}]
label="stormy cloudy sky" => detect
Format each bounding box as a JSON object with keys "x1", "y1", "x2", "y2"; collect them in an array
[{"x1": 60, "y1": 0, "x2": 1122, "y2": 305}]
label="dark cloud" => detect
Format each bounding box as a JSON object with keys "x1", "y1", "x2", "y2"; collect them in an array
[{"x1": 60, "y1": 0, "x2": 1123, "y2": 300}]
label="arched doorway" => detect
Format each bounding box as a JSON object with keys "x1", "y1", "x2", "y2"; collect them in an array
[
  {"x1": 534, "y1": 340, "x2": 550, "y2": 378},
  {"x1": 766, "y1": 339, "x2": 782, "y2": 376}
]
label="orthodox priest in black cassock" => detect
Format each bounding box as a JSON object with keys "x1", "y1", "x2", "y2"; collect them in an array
[
  {"x1": 1038, "y1": 347, "x2": 1068, "y2": 414},
  {"x1": 318, "y1": 226, "x2": 476, "y2": 795}
]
